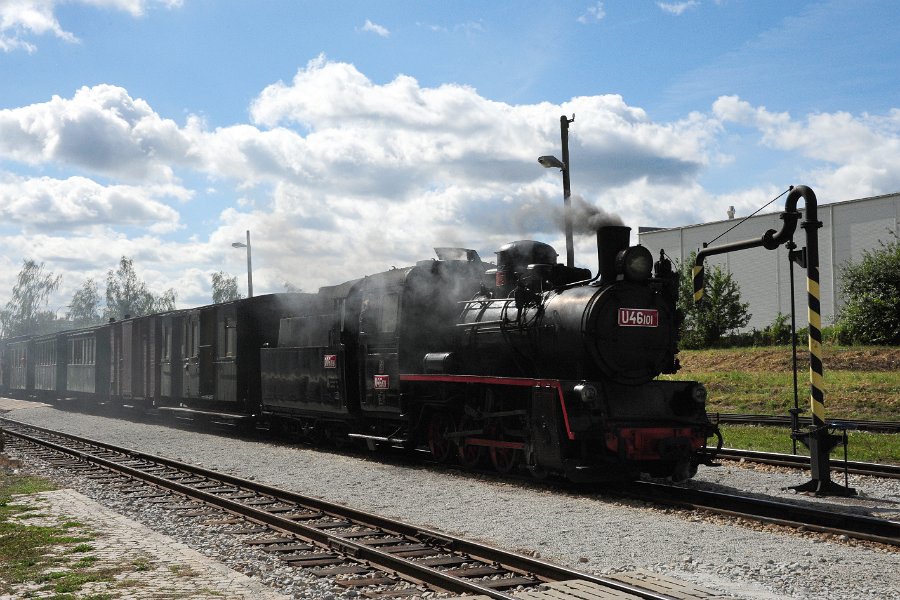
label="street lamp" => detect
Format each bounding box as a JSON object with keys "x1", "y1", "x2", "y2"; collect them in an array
[
  {"x1": 538, "y1": 114, "x2": 575, "y2": 268},
  {"x1": 231, "y1": 230, "x2": 253, "y2": 298}
]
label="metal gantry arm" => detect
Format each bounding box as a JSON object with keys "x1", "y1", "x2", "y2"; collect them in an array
[{"x1": 692, "y1": 185, "x2": 855, "y2": 496}]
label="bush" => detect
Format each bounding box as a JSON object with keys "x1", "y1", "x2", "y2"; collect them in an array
[
  {"x1": 705, "y1": 313, "x2": 796, "y2": 348},
  {"x1": 677, "y1": 255, "x2": 751, "y2": 349},
  {"x1": 835, "y1": 233, "x2": 900, "y2": 345},
  {"x1": 763, "y1": 312, "x2": 793, "y2": 345}
]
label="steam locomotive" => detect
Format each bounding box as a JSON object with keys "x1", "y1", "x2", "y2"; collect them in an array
[{"x1": 0, "y1": 226, "x2": 721, "y2": 482}]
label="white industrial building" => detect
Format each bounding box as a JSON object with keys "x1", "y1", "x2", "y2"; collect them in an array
[{"x1": 637, "y1": 192, "x2": 900, "y2": 331}]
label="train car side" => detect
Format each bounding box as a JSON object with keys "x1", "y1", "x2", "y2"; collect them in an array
[
  {"x1": 65, "y1": 325, "x2": 111, "y2": 403},
  {"x1": 157, "y1": 294, "x2": 313, "y2": 422},
  {"x1": 260, "y1": 283, "x2": 360, "y2": 439}
]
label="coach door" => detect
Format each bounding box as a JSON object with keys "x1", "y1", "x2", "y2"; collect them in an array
[
  {"x1": 122, "y1": 320, "x2": 134, "y2": 400},
  {"x1": 160, "y1": 315, "x2": 183, "y2": 401},
  {"x1": 182, "y1": 310, "x2": 214, "y2": 400},
  {"x1": 214, "y1": 305, "x2": 237, "y2": 404}
]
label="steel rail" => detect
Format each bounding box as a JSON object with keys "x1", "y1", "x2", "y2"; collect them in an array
[
  {"x1": 0, "y1": 418, "x2": 677, "y2": 600},
  {"x1": 624, "y1": 480, "x2": 899, "y2": 547},
  {"x1": 715, "y1": 413, "x2": 900, "y2": 433},
  {"x1": 715, "y1": 447, "x2": 900, "y2": 479}
]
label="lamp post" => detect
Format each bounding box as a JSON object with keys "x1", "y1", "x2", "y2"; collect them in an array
[
  {"x1": 231, "y1": 230, "x2": 253, "y2": 298},
  {"x1": 538, "y1": 114, "x2": 575, "y2": 267}
]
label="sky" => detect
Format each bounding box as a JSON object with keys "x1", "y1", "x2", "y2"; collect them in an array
[{"x1": 1, "y1": 0, "x2": 899, "y2": 311}]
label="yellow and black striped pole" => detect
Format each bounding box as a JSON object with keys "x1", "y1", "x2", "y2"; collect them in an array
[
  {"x1": 793, "y1": 185, "x2": 826, "y2": 429},
  {"x1": 788, "y1": 185, "x2": 854, "y2": 496},
  {"x1": 691, "y1": 262, "x2": 704, "y2": 305},
  {"x1": 806, "y1": 262, "x2": 826, "y2": 427}
]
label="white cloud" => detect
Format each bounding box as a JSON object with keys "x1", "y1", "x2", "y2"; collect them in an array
[
  {"x1": 713, "y1": 95, "x2": 900, "y2": 199},
  {"x1": 578, "y1": 2, "x2": 606, "y2": 24},
  {"x1": 418, "y1": 20, "x2": 484, "y2": 35},
  {"x1": 0, "y1": 227, "x2": 208, "y2": 309},
  {"x1": 0, "y1": 174, "x2": 186, "y2": 233},
  {"x1": 361, "y1": 19, "x2": 390, "y2": 37},
  {"x1": 0, "y1": 84, "x2": 195, "y2": 182},
  {"x1": 0, "y1": 0, "x2": 181, "y2": 52},
  {"x1": 658, "y1": 1, "x2": 699, "y2": 16}
]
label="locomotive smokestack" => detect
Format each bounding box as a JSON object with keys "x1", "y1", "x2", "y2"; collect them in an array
[{"x1": 597, "y1": 225, "x2": 631, "y2": 283}]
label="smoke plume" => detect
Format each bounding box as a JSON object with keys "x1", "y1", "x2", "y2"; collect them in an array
[{"x1": 561, "y1": 194, "x2": 624, "y2": 234}]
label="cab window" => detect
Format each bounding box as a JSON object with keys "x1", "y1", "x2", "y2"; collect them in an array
[{"x1": 381, "y1": 293, "x2": 399, "y2": 333}]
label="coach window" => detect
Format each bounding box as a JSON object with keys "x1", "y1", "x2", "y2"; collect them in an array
[
  {"x1": 225, "y1": 319, "x2": 236, "y2": 357},
  {"x1": 382, "y1": 293, "x2": 399, "y2": 334},
  {"x1": 192, "y1": 320, "x2": 200, "y2": 357},
  {"x1": 185, "y1": 319, "x2": 199, "y2": 358},
  {"x1": 72, "y1": 339, "x2": 84, "y2": 365},
  {"x1": 161, "y1": 325, "x2": 170, "y2": 361}
]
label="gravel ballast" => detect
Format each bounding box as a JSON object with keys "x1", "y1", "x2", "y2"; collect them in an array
[{"x1": 5, "y1": 405, "x2": 898, "y2": 600}]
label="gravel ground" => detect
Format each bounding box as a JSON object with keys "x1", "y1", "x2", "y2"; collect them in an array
[{"x1": 4, "y1": 405, "x2": 898, "y2": 600}]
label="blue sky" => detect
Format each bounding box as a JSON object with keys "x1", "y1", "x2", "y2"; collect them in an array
[{"x1": 1, "y1": 0, "x2": 899, "y2": 309}]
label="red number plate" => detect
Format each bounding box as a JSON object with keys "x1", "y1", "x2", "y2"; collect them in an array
[
  {"x1": 324, "y1": 354, "x2": 337, "y2": 369},
  {"x1": 374, "y1": 375, "x2": 390, "y2": 389},
  {"x1": 618, "y1": 308, "x2": 658, "y2": 327}
]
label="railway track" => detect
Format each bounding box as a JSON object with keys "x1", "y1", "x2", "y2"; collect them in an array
[
  {"x1": 0, "y1": 418, "x2": 718, "y2": 600},
  {"x1": 714, "y1": 413, "x2": 900, "y2": 433},
  {"x1": 715, "y1": 447, "x2": 900, "y2": 479},
  {"x1": 618, "y1": 480, "x2": 899, "y2": 547}
]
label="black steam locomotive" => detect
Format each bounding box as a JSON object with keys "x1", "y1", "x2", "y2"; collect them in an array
[{"x1": 0, "y1": 226, "x2": 720, "y2": 482}]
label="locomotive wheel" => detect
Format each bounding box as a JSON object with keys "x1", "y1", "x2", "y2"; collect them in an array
[
  {"x1": 427, "y1": 412, "x2": 457, "y2": 463},
  {"x1": 457, "y1": 416, "x2": 485, "y2": 468},
  {"x1": 490, "y1": 445, "x2": 520, "y2": 474},
  {"x1": 484, "y1": 419, "x2": 520, "y2": 474}
]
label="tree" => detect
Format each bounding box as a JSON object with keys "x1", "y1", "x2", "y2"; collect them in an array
[
  {"x1": 677, "y1": 254, "x2": 751, "y2": 348},
  {"x1": 283, "y1": 281, "x2": 303, "y2": 293},
  {"x1": 211, "y1": 271, "x2": 241, "y2": 304},
  {"x1": 0, "y1": 259, "x2": 62, "y2": 337},
  {"x1": 66, "y1": 278, "x2": 103, "y2": 328},
  {"x1": 835, "y1": 232, "x2": 900, "y2": 345},
  {"x1": 104, "y1": 257, "x2": 177, "y2": 319}
]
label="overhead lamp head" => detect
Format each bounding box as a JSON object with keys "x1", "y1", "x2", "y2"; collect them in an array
[
  {"x1": 232, "y1": 242, "x2": 247, "y2": 248},
  {"x1": 538, "y1": 155, "x2": 566, "y2": 170}
]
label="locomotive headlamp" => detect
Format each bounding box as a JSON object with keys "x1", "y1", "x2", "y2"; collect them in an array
[
  {"x1": 690, "y1": 383, "x2": 708, "y2": 405},
  {"x1": 574, "y1": 383, "x2": 600, "y2": 406},
  {"x1": 616, "y1": 245, "x2": 653, "y2": 281}
]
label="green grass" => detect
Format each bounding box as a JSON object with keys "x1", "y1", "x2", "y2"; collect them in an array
[
  {"x1": 665, "y1": 346, "x2": 900, "y2": 464},
  {"x1": 699, "y1": 370, "x2": 900, "y2": 421},
  {"x1": 0, "y1": 470, "x2": 122, "y2": 598},
  {"x1": 0, "y1": 473, "x2": 58, "y2": 498},
  {"x1": 720, "y1": 425, "x2": 900, "y2": 464}
]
